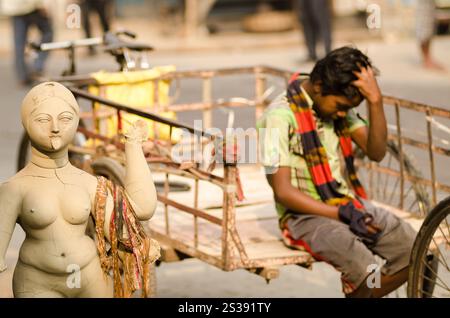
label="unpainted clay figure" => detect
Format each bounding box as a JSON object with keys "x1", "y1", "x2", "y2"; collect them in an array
[{"x1": 0, "y1": 82, "x2": 159, "y2": 297}]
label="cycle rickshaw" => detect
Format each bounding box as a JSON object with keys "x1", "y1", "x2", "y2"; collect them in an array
[{"x1": 17, "y1": 32, "x2": 450, "y2": 297}]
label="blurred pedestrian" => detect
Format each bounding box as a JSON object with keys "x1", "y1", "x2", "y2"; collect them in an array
[
  {"x1": 295, "y1": 0, "x2": 332, "y2": 62},
  {"x1": 80, "y1": 0, "x2": 113, "y2": 54},
  {"x1": 0, "y1": 0, "x2": 53, "y2": 86},
  {"x1": 184, "y1": 0, "x2": 216, "y2": 37},
  {"x1": 195, "y1": 0, "x2": 216, "y2": 36},
  {"x1": 416, "y1": 0, "x2": 445, "y2": 70}
]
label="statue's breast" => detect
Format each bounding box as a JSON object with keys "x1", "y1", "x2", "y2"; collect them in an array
[
  {"x1": 22, "y1": 186, "x2": 59, "y2": 230},
  {"x1": 60, "y1": 184, "x2": 91, "y2": 225},
  {"x1": 21, "y1": 182, "x2": 91, "y2": 229}
]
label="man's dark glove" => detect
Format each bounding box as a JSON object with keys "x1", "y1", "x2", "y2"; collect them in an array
[{"x1": 338, "y1": 201, "x2": 381, "y2": 246}]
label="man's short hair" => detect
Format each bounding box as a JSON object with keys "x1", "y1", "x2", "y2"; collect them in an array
[{"x1": 310, "y1": 46, "x2": 378, "y2": 100}]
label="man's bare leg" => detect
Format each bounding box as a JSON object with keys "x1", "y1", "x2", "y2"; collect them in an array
[
  {"x1": 346, "y1": 267, "x2": 409, "y2": 298},
  {"x1": 420, "y1": 40, "x2": 446, "y2": 71}
]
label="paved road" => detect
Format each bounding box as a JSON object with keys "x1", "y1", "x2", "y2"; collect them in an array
[{"x1": 1, "y1": 36, "x2": 449, "y2": 297}]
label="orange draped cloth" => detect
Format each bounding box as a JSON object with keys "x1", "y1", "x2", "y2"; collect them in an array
[{"x1": 92, "y1": 176, "x2": 158, "y2": 298}]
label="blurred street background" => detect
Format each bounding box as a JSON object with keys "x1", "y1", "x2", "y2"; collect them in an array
[{"x1": 0, "y1": 0, "x2": 450, "y2": 298}]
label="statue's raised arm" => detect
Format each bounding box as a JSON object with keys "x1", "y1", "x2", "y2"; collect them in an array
[{"x1": 123, "y1": 119, "x2": 157, "y2": 220}]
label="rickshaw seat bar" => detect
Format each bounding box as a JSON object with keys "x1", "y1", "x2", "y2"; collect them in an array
[
  {"x1": 395, "y1": 103, "x2": 405, "y2": 209},
  {"x1": 387, "y1": 134, "x2": 450, "y2": 157},
  {"x1": 383, "y1": 95, "x2": 450, "y2": 118},
  {"x1": 157, "y1": 194, "x2": 222, "y2": 226},
  {"x1": 158, "y1": 65, "x2": 293, "y2": 81},
  {"x1": 150, "y1": 166, "x2": 226, "y2": 188},
  {"x1": 167, "y1": 101, "x2": 253, "y2": 112},
  {"x1": 69, "y1": 87, "x2": 216, "y2": 139}
]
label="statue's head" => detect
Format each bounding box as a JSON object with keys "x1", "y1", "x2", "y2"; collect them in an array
[{"x1": 21, "y1": 82, "x2": 80, "y2": 153}]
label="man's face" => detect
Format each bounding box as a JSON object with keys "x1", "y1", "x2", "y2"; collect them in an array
[{"x1": 312, "y1": 84, "x2": 363, "y2": 120}]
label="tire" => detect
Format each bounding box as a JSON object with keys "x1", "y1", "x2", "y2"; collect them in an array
[
  {"x1": 17, "y1": 131, "x2": 30, "y2": 172},
  {"x1": 91, "y1": 156, "x2": 126, "y2": 186},
  {"x1": 407, "y1": 196, "x2": 450, "y2": 298}
]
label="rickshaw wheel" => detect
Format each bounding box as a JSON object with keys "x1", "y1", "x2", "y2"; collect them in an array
[
  {"x1": 91, "y1": 156, "x2": 158, "y2": 298},
  {"x1": 407, "y1": 196, "x2": 450, "y2": 298},
  {"x1": 91, "y1": 157, "x2": 126, "y2": 187},
  {"x1": 354, "y1": 140, "x2": 431, "y2": 218},
  {"x1": 17, "y1": 131, "x2": 30, "y2": 172}
]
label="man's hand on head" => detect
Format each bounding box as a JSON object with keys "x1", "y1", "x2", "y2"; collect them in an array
[{"x1": 352, "y1": 66, "x2": 382, "y2": 105}]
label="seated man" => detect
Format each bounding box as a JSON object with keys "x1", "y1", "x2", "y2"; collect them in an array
[{"x1": 257, "y1": 47, "x2": 416, "y2": 297}]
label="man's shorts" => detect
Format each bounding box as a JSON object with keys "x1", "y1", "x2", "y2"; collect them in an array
[
  {"x1": 282, "y1": 199, "x2": 417, "y2": 295},
  {"x1": 416, "y1": 0, "x2": 436, "y2": 42}
]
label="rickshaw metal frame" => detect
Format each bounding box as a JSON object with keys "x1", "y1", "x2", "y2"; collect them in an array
[{"x1": 56, "y1": 65, "x2": 450, "y2": 281}]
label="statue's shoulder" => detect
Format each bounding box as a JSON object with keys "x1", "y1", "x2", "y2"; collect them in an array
[
  {"x1": 68, "y1": 165, "x2": 98, "y2": 187},
  {"x1": 0, "y1": 177, "x2": 23, "y2": 198}
]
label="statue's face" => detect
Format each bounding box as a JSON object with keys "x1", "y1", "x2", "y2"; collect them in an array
[{"x1": 26, "y1": 97, "x2": 79, "y2": 153}]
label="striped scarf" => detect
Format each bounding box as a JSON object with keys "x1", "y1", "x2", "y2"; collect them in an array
[{"x1": 286, "y1": 77, "x2": 367, "y2": 208}]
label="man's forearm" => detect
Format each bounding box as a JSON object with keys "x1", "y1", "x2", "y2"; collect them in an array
[
  {"x1": 275, "y1": 185, "x2": 339, "y2": 220},
  {"x1": 366, "y1": 100, "x2": 387, "y2": 162}
]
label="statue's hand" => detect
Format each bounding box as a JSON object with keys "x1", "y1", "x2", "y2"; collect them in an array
[
  {"x1": 148, "y1": 238, "x2": 161, "y2": 264},
  {"x1": 0, "y1": 261, "x2": 7, "y2": 273},
  {"x1": 124, "y1": 120, "x2": 149, "y2": 144}
]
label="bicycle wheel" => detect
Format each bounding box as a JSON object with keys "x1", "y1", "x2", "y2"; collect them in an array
[
  {"x1": 408, "y1": 196, "x2": 450, "y2": 298},
  {"x1": 355, "y1": 140, "x2": 431, "y2": 218}
]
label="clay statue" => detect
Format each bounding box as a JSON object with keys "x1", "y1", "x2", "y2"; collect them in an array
[{"x1": 0, "y1": 82, "x2": 158, "y2": 297}]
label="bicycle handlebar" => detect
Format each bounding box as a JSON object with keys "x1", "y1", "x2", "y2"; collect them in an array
[
  {"x1": 29, "y1": 29, "x2": 152, "y2": 75},
  {"x1": 29, "y1": 29, "x2": 139, "y2": 52},
  {"x1": 36, "y1": 37, "x2": 103, "y2": 51}
]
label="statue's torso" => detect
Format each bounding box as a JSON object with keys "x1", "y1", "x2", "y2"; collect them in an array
[{"x1": 13, "y1": 163, "x2": 100, "y2": 274}]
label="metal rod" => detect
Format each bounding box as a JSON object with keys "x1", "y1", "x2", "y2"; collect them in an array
[
  {"x1": 164, "y1": 173, "x2": 170, "y2": 235},
  {"x1": 151, "y1": 79, "x2": 159, "y2": 139},
  {"x1": 158, "y1": 65, "x2": 292, "y2": 81},
  {"x1": 202, "y1": 76, "x2": 212, "y2": 129},
  {"x1": 90, "y1": 99, "x2": 96, "y2": 146},
  {"x1": 166, "y1": 100, "x2": 257, "y2": 112},
  {"x1": 387, "y1": 135, "x2": 450, "y2": 157},
  {"x1": 157, "y1": 194, "x2": 222, "y2": 225},
  {"x1": 255, "y1": 72, "x2": 267, "y2": 121},
  {"x1": 383, "y1": 96, "x2": 450, "y2": 119},
  {"x1": 222, "y1": 165, "x2": 237, "y2": 270},
  {"x1": 69, "y1": 87, "x2": 216, "y2": 138},
  {"x1": 356, "y1": 162, "x2": 450, "y2": 193},
  {"x1": 150, "y1": 165, "x2": 226, "y2": 188},
  {"x1": 194, "y1": 178, "x2": 199, "y2": 248},
  {"x1": 426, "y1": 109, "x2": 437, "y2": 206},
  {"x1": 395, "y1": 102, "x2": 405, "y2": 209}
]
